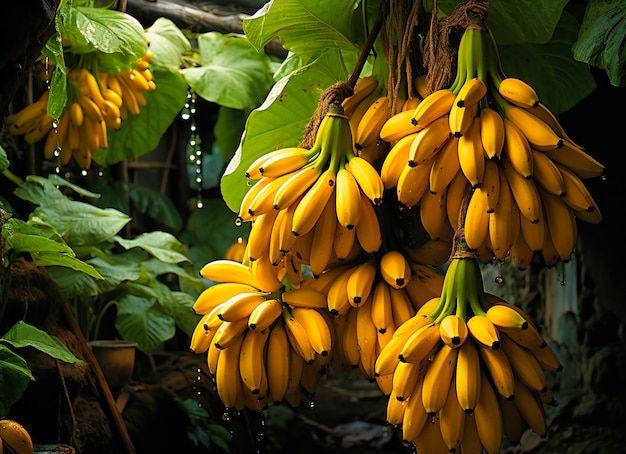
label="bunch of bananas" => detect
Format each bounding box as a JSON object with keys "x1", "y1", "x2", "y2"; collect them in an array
[
  {"x1": 4, "y1": 51, "x2": 155, "y2": 170},
  {"x1": 377, "y1": 23, "x2": 605, "y2": 269},
  {"x1": 0, "y1": 418, "x2": 35, "y2": 454},
  {"x1": 379, "y1": 248, "x2": 561, "y2": 452}
]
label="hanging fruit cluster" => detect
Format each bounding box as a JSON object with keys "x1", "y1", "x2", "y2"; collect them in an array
[
  {"x1": 190, "y1": 3, "x2": 604, "y2": 453},
  {"x1": 4, "y1": 51, "x2": 155, "y2": 170}
]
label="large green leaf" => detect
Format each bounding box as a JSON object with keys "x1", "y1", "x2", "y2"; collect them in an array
[
  {"x1": 572, "y1": 0, "x2": 626, "y2": 87},
  {"x1": 181, "y1": 32, "x2": 275, "y2": 110},
  {"x1": 243, "y1": 0, "x2": 361, "y2": 58},
  {"x1": 0, "y1": 345, "x2": 31, "y2": 416},
  {"x1": 128, "y1": 184, "x2": 183, "y2": 232},
  {"x1": 114, "y1": 231, "x2": 191, "y2": 264},
  {"x1": 93, "y1": 67, "x2": 188, "y2": 165},
  {"x1": 2, "y1": 321, "x2": 82, "y2": 364},
  {"x1": 145, "y1": 17, "x2": 193, "y2": 71},
  {"x1": 220, "y1": 50, "x2": 349, "y2": 212},
  {"x1": 499, "y1": 11, "x2": 596, "y2": 114},
  {"x1": 213, "y1": 106, "x2": 248, "y2": 163}
]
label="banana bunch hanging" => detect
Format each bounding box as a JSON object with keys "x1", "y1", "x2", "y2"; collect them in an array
[{"x1": 4, "y1": 51, "x2": 155, "y2": 170}]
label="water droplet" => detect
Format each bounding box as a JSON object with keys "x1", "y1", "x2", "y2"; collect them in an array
[
  {"x1": 196, "y1": 200, "x2": 204, "y2": 209},
  {"x1": 308, "y1": 399, "x2": 315, "y2": 408},
  {"x1": 52, "y1": 119, "x2": 59, "y2": 129},
  {"x1": 494, "y1": 274, "x2": 503, "y2": 284},
  {"x1": 181, "y1": 112, "x2": 191, "y2": 121},
  {"x1": 235, "y1": 217, "x2": 243, "y2": 226},
  {"x1": 53, "y1": 146, "x2": 61, "y2": 157},
  {"x1": 81, "y1": 169, "x2": 88, "y2": 177},
  {"x1": 560, "y1": 280, "x2": 566, "y2": 286},
  {"x1": 601, "y1": 174, "x2": 607, "y2": 181},
  {"x1": 222, "y1": 411, "x2": 230, "y2": 421},
  {"x1": 98, "y1": 170, "x2": 104, "y2": 177}
]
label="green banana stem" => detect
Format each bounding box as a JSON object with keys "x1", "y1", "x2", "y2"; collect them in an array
[
  {"x1": 475, "y1": 27, "x2": 488, "y2": 84},
  {"x1": 450, "y1": 27, "x2": 469, "y2": 94},
  {"x1": 484, "y1": 27, "x2": 506, "y2": 90},
  {"x1": 430, "y1": 258, "x2": 459, "y2": 322}
]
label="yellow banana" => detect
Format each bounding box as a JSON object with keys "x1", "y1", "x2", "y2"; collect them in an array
[
  {"x1": 439, "y1": 379, "x2": 467, "y2": 453},
  {"x1": 239, "y1": 328, "x2": 271, "y2": 395},
  {"x1": 5, "y1": 91, "x2": 49, "y2": 132},
  {"x1": 282, "y1": 287, "x2": 328, "y2": 310},
  {"x1": 503, "y1": 119, "x2": 534, "y2": 178},
  {"x1": 398, "y1": 322, "x2": 441, "y2": 364},
  {"x1": 270, "y1": 199, "x2": 299, "y2": 263},
  {"x1": 504, "y1": 103, "x2": 563, "y2": 151},
  {"x1": 291, "y1": 306, "x2": 332, "y2": 357},
  {"x1": 411, "y1": 88, "x2": 455, "y2": 127},
  {"x1": 498, "y1": 393, "x2": 526, "y2": 447},
  {"x1": 455, "y1": 339, "x2": 481, "y2": 413},
  {"x1": 250, "y1": 253, "x2": 284, "y2": 292},
  {"x1": 335, "y1": 166, "x2": 362, "y2": 229},
  {"x1": 407, "y1": 115, "x2": 452, "y2": 166},
  {"x1": 457, "y1": 116, "x2": 485, "y2": 189},
  {"x1": 380, "y1": 109, "x2": 424, "y2": 143},
  {"x1": 439, "y1": 314, "x2": 468, "y2": 348},
  {"x1": 519, "y1": 208, "x2": 545, "y2": 252},
  {"x1": 371, "y1": 279, "x2": 394, "y2": 334},
  {"x1": 333, "y1": 223, "x2": 358, "y2": 260},
  {"x1": 531, "y1": 148, "x2": 566, "y2": 197},
  {"x1": 346, "y1": 257, "x2": 377, "y2": 307},
  {"x1": 214, "y1": 332, "x2": 245, "y2": 409},
  {"x1": 392, "y1": 359, "x2": 422, "y2": 402},
  {"x1": 344, "y1": 155, "x2": 384, "y2": 205},
  {"x1": 356, "y1": 296, "x2": 379, "y2": 379},
  {"x1": 247, "y1": 298, "x2": 283, "y2": 331},
  {"x1": 190, "y1": 319, "x2": 215, "y2": 353},
  {"x1": 396, "y1": 159, "x2": 431, "y2": 209},
  {"x1": 354, "y1": 192, "x2": 382, "y2": 253},
  {"x1": 308, "y1": 195, "x2": 338, "y2": 277},
  {"x1": 510, "y1": 233, "x2": 535, "y2": 270},
  {"x1": 291, "y1": 168, "x2": 336, "y2": 237},
  {"x1": 400, "y1": 379, "x2": 429, "y2": 444},
  {"x1": 326, "y1": 267, "x2": 353, "y2": 316},
  {"x1": 466, "y1": 314, "x2": 501, "y2": 349},
  {"x1": 200, "y1": 259, "x2": 256, "y2": 286},
  {"x1": 449, "y1": 102, "x2": 479, "y2": 138},
  {"x1": 419, "y1": 189, "x2": 449, "y2": 241},
  {"x1": 460, "y1": 412, "x2": 483, "y2": 453},
  {"x1": 391, "y1": 286, "x2": 421, "y2": 326},
  {"x1": 411, "y1": 414, "x2": 449, "y2": 453},
  {"x1": 102, "y1": 87, "x2": 124, "y2": 108},
  {"x1": 282, "y1": 305, "x2": 316, "y2": 364},
  {"x1": 247, "y1": 172, "x2": 298, "y2": 218},
  {"x1": 479, "y1": 106, "x2": 505, "y2": 159},
  {"x1": 557, "y1": 162, "x2": 600, "y2": 213},
  {"x1": 485, "y1": 303, "x2": 529, "y2": 330},
  {"x1": 246, "y1": 147, "x2": 310, "y2": 180},
  {"x1": 454, "y1": 77, "x2": 487, "y2": 108},
  {"x1": 464, "y1": 188, "x2": 490, "y2": 251},
  {"x1": 422, "y1": 344, "x2": 459, "y2": 415},
  {"x1": 354, "y1": 95, "x2": 390, "y2": 149},
  {"x1": 266, "y1": 321, "x2": 291, "y2": 404},
  {"x1": 284, "y1": 347, "x2": 305, "y2": 407},
  {"x1": 247, "y1": 209, "x2": 279, "y2": 262},
  {"x1": 477, "y1": 158, "x2": 500, "y2": 213},
  {"x1": 0, "y1": 419, "x2": 34, "y2": 454},
  {"x1": 217, "y1": 291, "x2": 267, "y2": 322},
  {"x1": 513, "y1": 380, "x2": 547, "y2": 437},
  {"x1": 501, "y1": 154, "x2": 542, "y2": 224},
  {"x1": 428, "y1": 135, "x2": 461, "y2": 194},
  {"x1": 473, "y1": 372, "x2": 504, "y2": 454},
  {"x1": 446, "y1": 169, "x2": 472, "y2": 230},
  {"x1": 69, "y1": 101, "x2": 84, "y2": 127},
  {"x1": 386, "y1": 390, "x2": 407, "y2": 427},
  {"x1": 341, "y1": 75, "x2": 379, "y2": 115},
  {"x1": 477, "y1": 342, "x2": 515, "y2": 399},
  {"x1": 212, "y1": 318, "x2": 248, "y2": 350},
  {"x1": 271, "y1": 165, "x2": 322, "y2": 210},
  {"x1": 498, "y1": 77, "x2": 540, "y2": 108},
  {"x1": 539, "y1": 187, "x2": 577, "y2": 262},
  {"x1": 381, "y1": 132, "x2": 416, "y2": 189},
  {"x1": 530, "y1": 342, "x2": 563, "y2": 372},
  {"x1": 379, "y1": 250, "x2": 411, "y2": 290},
  {"x1": 341, "y1": 306, "x2": 361, "y2": 370},
  {"x1": 500, "y1": 335, "x2": 548, "y2": 393}
]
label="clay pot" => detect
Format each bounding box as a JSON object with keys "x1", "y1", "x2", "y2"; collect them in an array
[{"x1": 88, "y1": 340, "x2": 138, "y2": 389}]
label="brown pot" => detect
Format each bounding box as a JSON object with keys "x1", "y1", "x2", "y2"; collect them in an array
[{"x1": 88, "y1": 340, "x2": 138, "y2": 389}]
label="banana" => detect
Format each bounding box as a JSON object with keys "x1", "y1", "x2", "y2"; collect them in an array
[
  {"x1": 477, "y1": 342, "x2": 515, "y2": 399},
  {"x1": 212, "y1": 318, "x2": 249, "y2": 350},
  {"x1": 408, "y1": 263, "x2": 446, "y2": 299},
  {"x1": 335, "y1": 166, "x2": 362, "y2": 229},
  {"x1": 457, "y1": 116, "x2": 485, "y2": 188},
  {"x1": 531, "y1": 148, "x2": 566, "y2": 197},
  {"x1": 23, "y1": 114, "x2": 53, "y2": 144},
  {"x1": 419, "y1": 189, "x2": 450, "y2": 241},
  {"x1": 513, "y1": 380, "x2": 547, "y2": 437},
  {"x1": 354, "y1": 95, "x2": 390, "y2": 149},
  {"x1": 498, "y1": 77, "x2": 540, "y2": 108},
  {"x1": 539, "y1": 187, "x2": 577, "y2": 262},
  {"x1": 487, "y1": 170, "x2": 514, "y2": 261},
  {"x1": 5, "y1": 91, "x2": 49, "y2": 132},
  {"x1": 429, "y1": 135, "x2": 461, "y2": 194},
  {"x1": 333, "y1": 223, "x2": 357, "y2": 260},
  {"x1": 485, "y1": 303, "x2": 529, "y2": 330},
  {"x1": 503, "y1": 119, "x2": 534, "y2": 178},
  {"x1": 396, "y1": 159, "x2": 431, "y2": 209},
  {"x1": 520, "y1": 208, "x2": 545, "y2": 252},
  {"x1": 308, "y1": 195, "x2": 338, "y2": 277},
  {"x1": 342, "y1": 75, "x2": 379, "y2": 116},
  {"x1": 239, "y1": 328, "x2": 271, "y2": 395},
  {"x1": 446, "y1": 169, "x2": 472, "y2": 230},
  {"x1": 392, "y1": 359, "x2": 423, "y2": 401},
  {"x1": 477, "y1": 158, "x2": 500, "y2": 213},
  {"x1": 354, "y1": 192, "x2": 382, "y2": 253},
  {"x1": 341, "y1": 306, "x2": 361, "y2": 370},
  {"x1": 464, "y1": 188, "x2": 490, "y2": 251},
  {"x1": 398, "y1": 322, "x2": 441, "y2": 364},
  {"x1": 401, "y1": 378, "x2": 429, "y2": 444},
  {"x1": 379, "y1": 250, "x2": 411, "y2": 290},
  {"x1": 544, "y1": 139, "x2": 605, "y2": 180},
  {"x1": 247, "y1": 210, "x2": 279, "y2": 262},
  {"x1": 200, "y1": 259, "x2": 256, "y2": 286},
  {"x1": 0, "y1": 419, "x2": 34, "y2": 454},
  {"x1": 326, "y1": 267, "x2": 354, "y2": 316},
  {"x1": 390, "y1": 287, "x2": 420, "y2": 326},
  {"x1": 347, "y1": 89, "x2": 383, "y2": 139},
  {"x1": 206, "y1": 337, "x2": 221, "y2": 377},
  {"x1": 573, "y1": 206, "x2": 603, "y2": 224},
  {"x1": 282, "y1": 286, "x2": 328, "y2": 309},
  {"x1": 493, "y1": 326, "x2": 546, "y2": 353},
  {"x1": 530, "y1": 342, "x2": 563, "y2": 372},
  {"x1": 439, "y1": 379, "x2": 467, "y2": 452},
  {"x1": 407, "y1": 115, "x2": 452, "y2": 166},
  {"x1": 380, "y1": 109, "x2": 424, "y2": 143},
  {"x1": 460, "y1": 412, "x2": 484, "y2": 453},
  {"x1": 499, "y1": 392, "x2": 526, "y2": 447},
  {"x1": 283, "y1": 305, "x2": 316, "y2": 364},
  {"x1": 346, "y1": 257, "x2": 377, "y2": 307},
  {"x1": 370, "y1": 278, "x2": 394, "y2": 334},
  {"x1": 455, "y1": 339, "x2": 481, "y2": 413},
  {"x1": 344, "y1": 155, "x2": 385, "y2": 205},
  {"x1": 449, "y1": 102, "x2": 479, "y2": 138},
  {"x1": 381, "y1": 133, "x2": 416, "y2": 189},
  {"x1": 466, "y1": 314, "x2": 501, "y2": 349},
  {"x1": 526, "y1": 101, "x2": 582, "y2": 146},
  {"x1": 411, "y1": 88, "x2": 455, "y2": 127},
  {"x1": 455, "y1": 77, "x2": 487, "y2": 108},
  {"x1": 439, "y1": 314, "x2": 468, "y2": 348},
  {"x1": 291, "y1": 168, "x2": 336, "y2": 237},
  {"x1": 224, "y1": 237, "x2": 247, "y2": 262},
  {"x1": 386, "y1": 390, "x2": 407, "y2": 427},
  {"x1": 248, "y1": 298, "x2": 283, "y2": 331},
  {"x1": 504, "y1": 103, "x2": 563, "y2": 151},
  {"x1": 246, "y1": 147, "x2": 308, "y2": 180},
  {"x1": 270, "y1": 199, "x2": 299, "y2": 263},
  {"x1": 479, "y1": 106, "x2": 505, "y2": 159},
  {"x1": 291, "y1": 306, "x2": 333, "y2": 357},
  {"x1": 411, "y1": 414, "x2": 449, "y2": 453},
  {"x1": 557, "y1": 162, "x2": 600, "y2": 213},
  {"x1": 284, "y1": 347, "x2": 305, "y2": 407},
  {"x1": 251, "y1": 253, "x2": 284, "y2": 292},
  {"x1": 214, "y1": 331, "x2": 245, "y2": 409},
  {"x1": 102, "y1": 87, "x2": 124, "y2": 108},
  {"x1": 422, "y1": 344, "x2": 459, "y2": 415},
  {"x1": 248, "y1": 172, "x2": 298, "y2": 218},
  {"x1": 272, "y1": 164, "x2": 321, "y2": 210},
  {"x1": 501, "y1": 154, "x2": 542, "y2": 224},
  {"x1": 405, "y1": 239, "x2": 453, "y2": 268},
  {"x1": 356, "y1": 296, "x2": 379, "y2": 379},
  {"x1": 473, "y1": 372, "x2": 504, "y2": 454},
  {"x1": 238, "y1": 178, "x2": 273, "y2": 222},
  {"x1": 218, "y1": 292, "x2": 267, "y2": 322},
  {"x1": 500, "y1": 335, "x2": 548, "y2": 393}
]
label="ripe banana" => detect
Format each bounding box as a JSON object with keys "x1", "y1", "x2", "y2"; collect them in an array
[
  {"x1": 371, "y1": 279, "x2": 394, "y2": 333},
  {"x1": 501, "y1": 154, "x2": 542, "y2": 223},
  {"x1": 504, "y1": 103, "x2": 563, "y2": 151},
  {"x1": 291, "y1": 306, "x2": 333, "y2": 357},
  {"x1": 502, "y1": 119, "x2": 534, "y2": 178},
  {"x1": 543, "y1": 138, "x2": 605, "y2": 179},
  {"x1": 248, "y1": 298, "x2": 283, "y2": 331},
  {"x1": 439, "y1": 314, "x2": 468, "y2": 348},
  {"x1": 239, "y1": 328, "x2": 271, "y2": 395},
  {"x1": 193, "y1": 282, "x2": 259, "y2": 314},
  {"x1": 218, "y1": 291, "x2": 267, "y2": 322},
  {"x1": 379, "y1": 250, "x2": 411, "y2": 289},
  {"x1": 449, "y1": 101, "x2": 479, "y2": 138},
  {"x1": 419, "y1": 189, "x2": 450, "y2": 241},
  {"x1": 421, "y1": 344, "x2": 459, "y2": 415},
  {"x1": 439, "y1": 380, "x2": 467, "y2": 452},
  {"x1": 356, "y1": 296, "x2": 379, "y2": 379},
  {"x1": 498, "y1": 77, "x2": 540, "y2": 108},
  {"x1": 473, "y1": 372, "x2": 504, "y2": 454},
  {"x1": 466, "y1": 314, "x2": 501, "y2": 350},
  {"x1": 282, "y1": 305, "x2": 316, "y2": 364},
  {"x1": 308, "y1": 194, "x2": 338, "y2": 277},
  {"x1": 407, "y1": 115, "x2": 452, "y2": 166},
  {"x1": 346, "y1": 257, "x2": 377, "y2": 307},
  {"x1": 539, "y1": 187, "x2": 577, "y2": 262},
  {"x1": 291, "y1": 168, "x2": 336, "y2": 237},
  {"x1": 355, "y1": 95, "x2": 390, "y2": 149},
  {"x1": 265, "y1": 322, "x2": 290, "y2": 404},
  {"x1": 531, "y1": 148, "x2": 566, "y2": 197},
  {"x1": 272, "y1": 164, "x2": 322, "y2": 210},
  {"x1": 464, "y1": 188, "x2": 490, "y2": 251},
  {"x1": 557, "y1": 162, "x2": 600, "y2": 213},
  {"x1": 212, "y1": 318, "x2": 249, "y2": 350},
  {"x1": 400, "y1": 379, "x2": 429, "y2": 444},
  {"x1": 398, "y1": 322, "x2": 441, "y2": 364},
  {"x1": 500, "y1": 335, "x2": 548, "y2": 393},
  {"x1": 354, "y1": 192, "x2": 382, "y2": 253},
  {"x1": 214, "y1": 332, "x2": 245, "y2": 410},
  {"x1": 200, "y1": 259, "x2": 256, "y2": 287},
  {"x1": 455, "y1": 339, "x2": 481, "y2": 413},
  {"x1": 344, "y1": 155, "x2": 384, "y2": 205},
  {"x1": 479, "y1": 106, "x2": 505, "y2": 159},
  {"x1": 411, "y1": 88, "x2": 455, "y2": 127},
  {"x1": 0, "y1": 419, "x2": 34, "y2": 454},
  {"x1": 477, "y1": 342, "x2": 515, "y2": 399},
  {"x1": 381, "y1": 132, "x2": 416, "y2": 189},
  {"x1": 335, "y1": 166, "x2": 362, "y2": 229},
  {"x1": 247, "y1": 210, "x2": 278, "y2": 262},
  {"x1": 513, "y1": 380, "x2": 547, "y2": 437},
  {"x1": 396, "y1": 159, "x2": 431, "y2": 209},
  {"x1": 380, "y1": 109, "x2": 423, "y2": 143},
  {"x1": 342, "y1": 75, "x2": 380, "y2": 116},
  {"x1": 457, "y1": 116, "x2": 485, "y2": 188}
]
